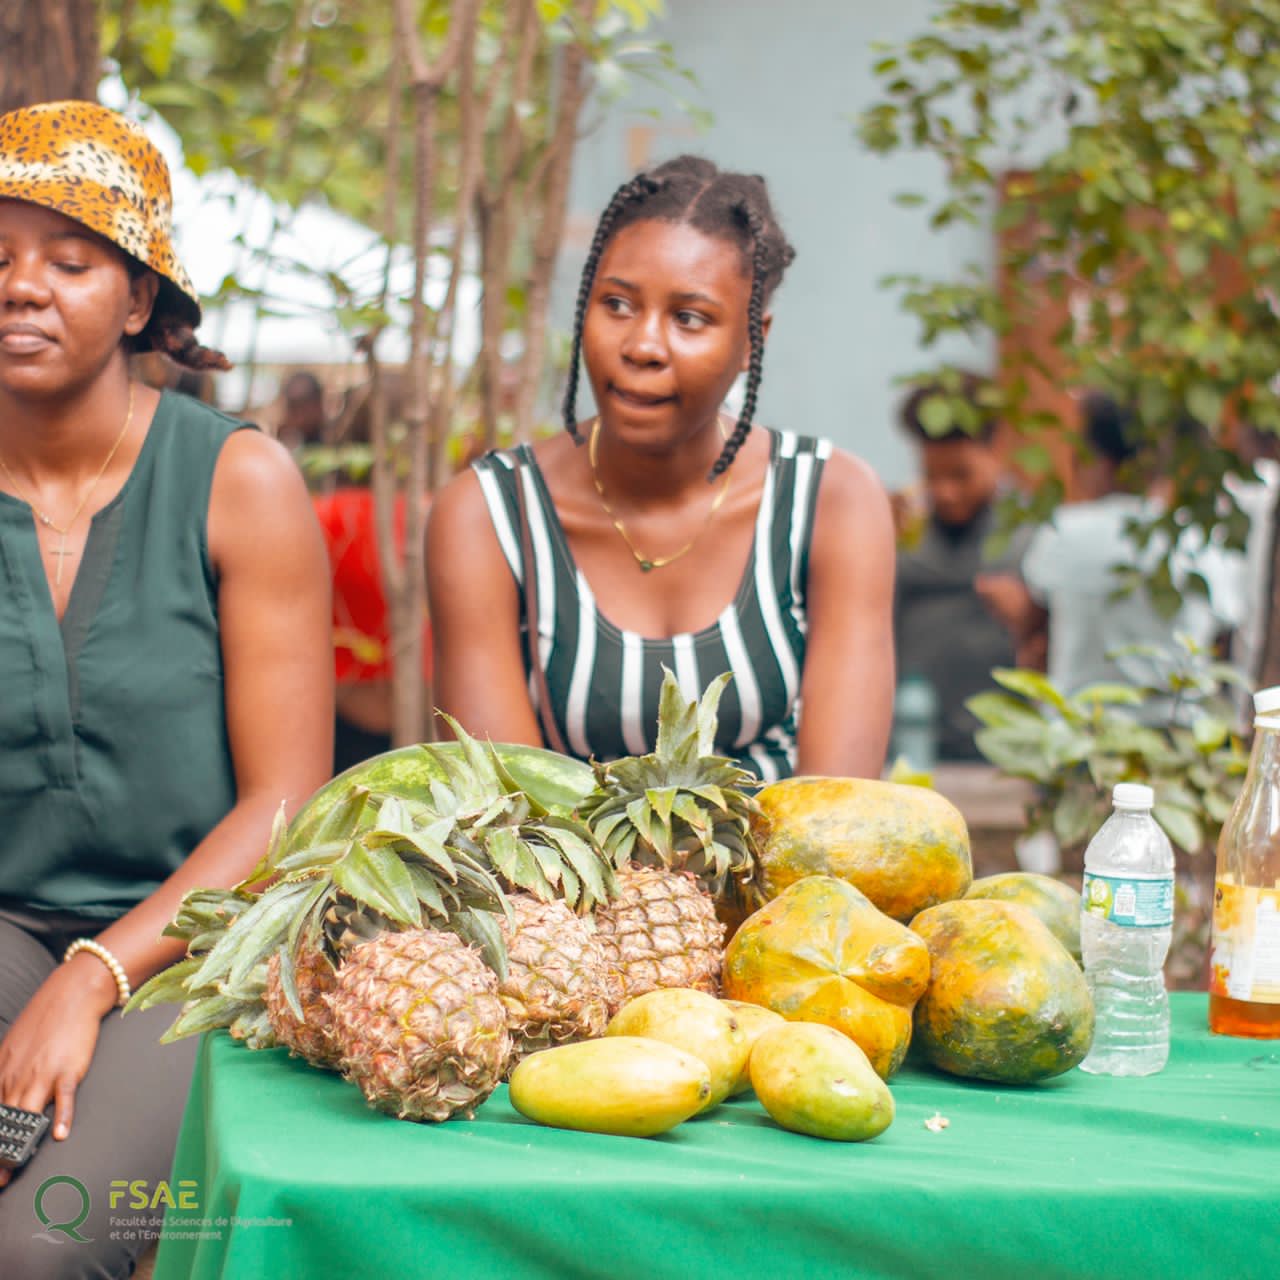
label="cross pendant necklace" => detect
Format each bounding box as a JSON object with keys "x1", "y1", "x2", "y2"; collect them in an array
[
  {"x1": 44, "y1": 532, "x2": 77, "y2": 587},
  {"x1": 0, "y1": 384, "x2": 136, "y2": 591}
]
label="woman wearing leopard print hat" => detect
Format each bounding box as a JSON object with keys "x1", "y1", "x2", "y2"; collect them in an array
[{"x1": 0, "y1": 101, "x2": 332, "y2": 1277}]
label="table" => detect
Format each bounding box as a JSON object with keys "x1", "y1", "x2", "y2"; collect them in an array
[{"x1": 154, "y1": 995, "x2": 1280, "y2": 1280}]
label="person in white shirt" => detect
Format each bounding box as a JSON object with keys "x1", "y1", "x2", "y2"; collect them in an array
[{"x1": 1020, "y1": 394, "x2": 1244, "y2": 723}]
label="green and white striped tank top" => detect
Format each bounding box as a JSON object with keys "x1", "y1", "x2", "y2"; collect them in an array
[{"x1": 473, "y1": 430, "x2": 831, "y2": 782}]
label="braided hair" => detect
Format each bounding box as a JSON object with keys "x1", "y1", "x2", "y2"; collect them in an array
[
  {"x1": 124, "y1": 262, "x2": 231, "y2": 372},
  {"x1": 562, "y1": 156, "x2": 795, "y2": 478}
]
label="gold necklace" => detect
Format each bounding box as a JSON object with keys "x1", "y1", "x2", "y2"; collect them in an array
[
  {"x1": 588, "y1": 415, "x2": 731, "y2": 572},
  {"x1": 0, "y1": 382, "x2": 137, "y2": 587}
]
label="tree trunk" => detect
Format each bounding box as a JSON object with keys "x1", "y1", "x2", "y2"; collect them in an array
[
  {"x1": 0, "y1": 0, "x2": 100, "y2": 113},
  {"x1": 513, "y1": 1, "x2": 593, "y2": 443}
]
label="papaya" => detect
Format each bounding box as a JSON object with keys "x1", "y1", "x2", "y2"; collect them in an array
[
  {"x1": 721, "y1": 1000, "x2": 786, "y2": 1095},
  {"x1": 750, "y1": 1022, "x2": 895, "y2": 1142},
  {"x1": 965, "y1": 872, "x2": 1082, "y2": 963},
  {"x1": 753, "y1": 776, "x2": 972, "y2": 923},
  {"x1": 508, "y1": 1036, "x2": 711, "y2": 1137},
  {"x1": 910, "y1": 899, "x2": 1094, "y2": 1084},
  {"x1": 722, "y1": 876, "x2": 931, "y2": 1079},
  {"x1": 606, "y1": 989, "x2": 749, "y2": 1110}
]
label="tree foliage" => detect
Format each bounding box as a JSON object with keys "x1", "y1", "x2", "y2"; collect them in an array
[
  {"x1": 102, "y1": 0, "x2": 694, "y2": 745},
  {"x1": 859, "y1": 0, "x2": 1280, "y2": 548}
]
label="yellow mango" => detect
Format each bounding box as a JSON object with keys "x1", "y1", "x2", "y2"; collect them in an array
[
  {"x1": 750, "y1": 1022, "x2": 895, "y2": 1142},
  {"x1": 508, "y1": 1036, "x2": 711, "y2": 1137},
  {"x1": 607, "y1": 988, "x2": 749, "y2": 1109},
  {"x1": 721, "y1": 1000, "x2": 786, "y2": 1096}
]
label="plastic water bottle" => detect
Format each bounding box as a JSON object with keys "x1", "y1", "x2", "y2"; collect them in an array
[
  {"x1": 1079, "y1": 783, "x2": 1175, "y2": 1076},
  {"x1": 891, "y1": 674, "x2": 939, "y2": 772}
]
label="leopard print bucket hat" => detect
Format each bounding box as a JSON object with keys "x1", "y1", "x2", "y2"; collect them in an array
[{"x1": 0, "y1": 100, "x2": 200, "y2": 328}]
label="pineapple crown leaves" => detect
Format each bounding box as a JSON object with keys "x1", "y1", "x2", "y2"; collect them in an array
[{"x1": 581, "y1": 669, "x2": 763, "y2": 895}]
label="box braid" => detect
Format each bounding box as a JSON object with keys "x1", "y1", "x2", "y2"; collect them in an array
[
  {"x1": 562, "y1": 155, "x2": 795, "y2": 476},
  {"x1": 124, "y1": 260, "x2": 231, "y2": 371}
]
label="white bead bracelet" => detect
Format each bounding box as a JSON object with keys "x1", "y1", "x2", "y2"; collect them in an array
[{"x1": 63, "y1": 938, "x2": 132, "y2": 1008}]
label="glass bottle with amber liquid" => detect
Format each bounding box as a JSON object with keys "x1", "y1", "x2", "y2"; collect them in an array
[{"x1": 1209, "y1": 686, "x2": 1280, "y2": 1037}]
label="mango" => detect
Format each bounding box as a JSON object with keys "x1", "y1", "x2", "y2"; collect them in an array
[
  {"x1": 721, "y1": 1000, "x2": 785, "y2": 1095},
  {"x1": 606, "y1": 988, "x2": 749, "y2": 1109},
  {"x1": 508, "y1": 1036, "x2": 712, "y2": 1137},
  {"x1": 749, "y1": 1022, "x2": 895, "y2": 1142}
]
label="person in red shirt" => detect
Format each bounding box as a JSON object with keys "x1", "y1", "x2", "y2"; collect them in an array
[{"x1": 313, "y1": 486, "x2": 432, "y2": 772}]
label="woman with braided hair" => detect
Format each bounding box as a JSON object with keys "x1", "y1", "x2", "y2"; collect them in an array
[
  {"x1": 428, "y1": 156, "x2": 895, "y2": 779},
  {"x1": 0, "y1": 102, "x2": 332, "y2": 1275}
]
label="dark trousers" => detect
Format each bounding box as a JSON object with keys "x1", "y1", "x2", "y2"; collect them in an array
[{"x1": 0, "y1": 907, "x2": 197, "y2": 1279}]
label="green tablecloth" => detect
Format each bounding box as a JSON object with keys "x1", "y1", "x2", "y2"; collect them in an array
[{"x1": 154, "y1": 994, "x2": 1279, "y2": 1280}]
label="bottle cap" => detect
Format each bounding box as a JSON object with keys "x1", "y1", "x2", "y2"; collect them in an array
[
  {"x1": 1112, "y1": 782, "x2": 1154, "y2": 810},
  {"x1": 1253, "y1": 686, "x2": 1280, "y2": 718}
]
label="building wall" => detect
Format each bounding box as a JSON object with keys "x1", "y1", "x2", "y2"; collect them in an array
[{"x1": 557, "y1": 0, "x2": 994, "y2": 490}]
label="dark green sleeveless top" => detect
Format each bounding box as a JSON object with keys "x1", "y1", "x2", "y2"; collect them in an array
[{"x1": 0, "y1": 391, "x2": 249, "y2": 919}]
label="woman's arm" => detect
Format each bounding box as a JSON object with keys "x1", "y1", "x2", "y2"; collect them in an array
[
  {"x1": 425, "y1": 468, "x2": 544, "y2": 745},
  {"x1": 795, "y1": 449, "x2": 897, "y2": 778},
  {"x1": 0, "y1": 431, "x2": 333, "y2": 1155}
]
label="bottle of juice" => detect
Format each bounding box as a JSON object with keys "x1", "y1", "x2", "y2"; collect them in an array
[{"x1": 1208, "y1": 686, "x2": 1280, "y2": 1037}]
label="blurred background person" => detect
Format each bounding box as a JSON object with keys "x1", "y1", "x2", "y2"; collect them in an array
[
  {"x1": 892, "y1": 373, "x2": 1035, "y2": 763},
  {"x1": 311, "y1": 386, "x2": 433, "y2": 773},
  {"x1": 277, "y1": 368, "x2": 328, "y2": 450},
  {"x1": 1019, "y1": 393, "x2": 1245, "y2": 722}
]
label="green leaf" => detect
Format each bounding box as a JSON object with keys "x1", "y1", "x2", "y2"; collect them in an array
[
  {"x1": 331, "y1": 841, "x2": 423, "y2": 929},
  {"x1": 543, "y1": 824, "x2": 612, "y2": 907},
  {"x1": 161, "y1": 996, "x2": 255, "y2": 1043},
  {"x1": 1071, "y1": 684, "x2": 1145, "y2": 708},
  {"x1": 1052, "y1": 786, "x2": 1100, "y2": 847},
  {"x1": 1153, "y1": 803, "x2": 1203, "y2": 854},
  {"x1": 991, "y1": 668, "x2": 1071, "y2": 714},
  {"x1": 646, "y1": 786, "x2": 679, "y2": 828},
  {"x1": 223, "y1": 881, "x2": 318, "y2": 994},
  {"x1": 966, "y1": 691, "x2": 1047, "y2": 729},
  {"x1": 452, "y1": 909, "x2": 508, "y2": 982},
  {"x1": 405, "y1": 863, "x2": 449, "y2": 919},
  {"x1": 1192, "y1": 715, "x2": 1230, "y2": 753},
  {"x1": 125, "y1": 957, "x2": 204, "y2": 1014}
]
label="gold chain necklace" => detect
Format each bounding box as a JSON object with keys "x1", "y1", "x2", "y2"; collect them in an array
[
  {"x1": 0, "y1": 381, "x2": 137, "y2": 587},
  {"x1": 588, "y1": 415, "x2": 731, "y2": 572}
]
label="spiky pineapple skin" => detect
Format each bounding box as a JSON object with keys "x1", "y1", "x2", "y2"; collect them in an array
[
  {"x1": 327, "y1": 928, "x2": 512, "y2": 1122},
  {"x1": 265, "y1": 945, "x2": 341, "y2": 1069},
  {"x1": 498, "y1": 896, "x2": 610, "y2": 1065},
  {"x1": 592, "y1": 866, "x2": 725, "y2": 1013}
]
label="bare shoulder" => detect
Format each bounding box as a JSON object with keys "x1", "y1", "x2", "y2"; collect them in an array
[
  {"x1": 211, "y1": 428, "x2": 310, "y2": 508},
  {"x1": 208, "y1": 429, "x2": 318, "y2": 567},
  {"x1": 427, "y1": 459, "x2": 502, "y2": 546},
  {"x1": 815, "y1": 445, "x2": 893, "y2": 529}
]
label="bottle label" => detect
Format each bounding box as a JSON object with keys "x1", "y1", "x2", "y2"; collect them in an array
[
  {"x1": 1081, "y1": 872, "x2": 1174, "y2": 928},
  {"x1": 1209, "y1": 881, "x2": 1280, "y2": 1004}
]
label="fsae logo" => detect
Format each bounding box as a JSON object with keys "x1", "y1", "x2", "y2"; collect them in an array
[{"x1": 108, "y1": 1179, "x2": 200, "y2": 1211}]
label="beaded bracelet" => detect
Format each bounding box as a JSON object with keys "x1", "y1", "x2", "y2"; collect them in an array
[{"x1": 63, "y1": 938, "x2": 132, "y2": 1008}]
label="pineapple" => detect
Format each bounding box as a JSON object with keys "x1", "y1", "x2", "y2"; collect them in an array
[
  {"x1": 327, "y1": 928, "x2": 512, "y2": 1122},
  {"x1": 582, "y1": 671, "x2": 763, "y2": 910},
  {"x1": 130, "y1": 726, "x2": 616, "y2": 1123},
  {"x1": 264, "y1": 944, "x2": 340, "y2": 1069},
  {"x1": 592, "y1": 865, "x2": 725, "y2": 1011},
  {"x1": 498, "y1": 895, "x2": 610, "y2": 1063},
  {"x1": 581, "y1": 671, "x2": 759, "y2": 1007}
]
